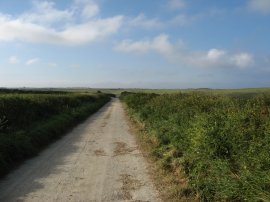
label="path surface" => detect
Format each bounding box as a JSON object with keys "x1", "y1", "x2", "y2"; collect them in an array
[{"x1": 0, "y1": 98, "x2": 160, "y2": 202}]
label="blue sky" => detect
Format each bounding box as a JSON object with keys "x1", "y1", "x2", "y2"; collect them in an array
[{"x1": 0, "y1": 0, "x2": 270, "y2": 88}]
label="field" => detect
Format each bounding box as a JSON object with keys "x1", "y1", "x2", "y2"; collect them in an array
[
  {"x1": 7, "y1": 87, "x2": 270, "y2": 97},
  {"x1": 121, "y1": 91, "x2": 270, "y2": 201},
  {"x1": 66, "y1": 87, "x2": 270, "y2": 97},
  {"x1": 0, "y1": 89, "x2": 112, "y2": 176},
  {"x1": 1, "y1": 87, "x2": 270, "y2": 201}
]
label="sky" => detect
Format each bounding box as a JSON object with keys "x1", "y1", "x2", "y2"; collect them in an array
[{"x1": 0, "y1": 0, "x2": 270, "y2": 89}]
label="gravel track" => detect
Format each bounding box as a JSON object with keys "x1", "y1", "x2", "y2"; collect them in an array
[{"x1": 0, "y1": 98, "x2": 160, "y2": 202}]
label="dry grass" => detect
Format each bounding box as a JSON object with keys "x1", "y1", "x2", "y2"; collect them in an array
[
  {"x1": 113, "y1": 141, "x2": 137, "y2": 156},
  {"x1": 119, "y1": 174, "x2": 143, "y2": 200},
  {"x1": 94, "y1": 149, "x2": 107, "y2": 156}
]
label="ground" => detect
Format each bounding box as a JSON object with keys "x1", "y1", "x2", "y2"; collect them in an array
[{"x1": 0, "y1": 98, "x2": 160, "y2": 202}]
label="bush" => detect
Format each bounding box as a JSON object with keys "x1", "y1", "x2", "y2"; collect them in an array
[{"x1": 121, "y1": 92, "x2": 270, "y2": 201}]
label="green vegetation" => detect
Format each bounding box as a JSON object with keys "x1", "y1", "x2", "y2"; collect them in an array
[
  {"x1": 75, "y1": 87, "x2": 270, "y2": 96},
  {"x1": 121, "y1": 92, "x2": 270, "y2": 201},
  {"x1": 3, "y1": 87, "x2": 270, "y2": 96},
  {"x1": 0, "y1": 91, "x2": 111, "y2": 176}
]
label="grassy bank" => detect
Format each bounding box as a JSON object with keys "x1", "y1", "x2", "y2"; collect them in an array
[
  {"x1": 0, "y1": 91, "x2": 111, "y2": 177},
  {"x1": 121, "y1": 92, "x2": 270, "y2": 201}
]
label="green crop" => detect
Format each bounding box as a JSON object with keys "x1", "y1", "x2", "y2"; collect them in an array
[{"x1": 121, "y1": 92, "x2": 270, "y2": 201}]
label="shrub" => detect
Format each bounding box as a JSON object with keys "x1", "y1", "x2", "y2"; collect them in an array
[{"x1": 121, "y1": 92, "x2": 270, "y2": 201}]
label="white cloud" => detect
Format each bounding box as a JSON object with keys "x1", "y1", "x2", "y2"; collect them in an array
[
  {"x1": 207, "y1": 49, "x2": 226, "y2": 61},
  {"x1": 168, "y1": 0, "x2": 186, "y2": 10},
  {"x1": 26, "y1": 58, "x2": 39, "y2": 65},
  {"x1": 115, "y1": 34, "x2": 254, "y2": 69},
  {"x1": 115, "y1": 34, "x2": 174, "y2": 54},
  {"x1": 248, "y1": 0, "x2": 270, "y2": 14},
  {"x1": 127, "y1": 13, "x2": 195, "y2": 30},
  {"x1": 74, "y1": 0, "x2": 100, "y2": 19},
  {"x1": 8, "y1": 56, "x2": 20, "y2": 64},
  {"x1": 129, "y1": 14, "x2": 163, "y2": 29},
  {"x1": 126, "y1": 6, "x2": 224, "y2": 31},
  {"x1": 115, "y1": 40, "x2": 151, "y2": 54},
  {"x1": 127, "y1": 9, "x2": 219, "y2": 30},
  {"x1": 20, "y1": 1, "x2": 73, "y2": 25},
  {"x1": 0, "y1": 1, "x2": 123, "y2": 45},
  {"x1": 230, "y1": 53, "x2": 254, "y2": 68},
  {"x1": 60, "y1": 17, "x2": 123, "y2": 44},
  {"x1": 151, "y1": 34, "x2": 175, "y2": 55}
]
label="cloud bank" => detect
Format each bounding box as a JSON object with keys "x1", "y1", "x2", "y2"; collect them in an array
[
  {"x1": 0, "y1": 0, "x2": 123, "y2": 45},
  {"x1": 115, "y1": 34, "x2": 254, "y2": 69}
]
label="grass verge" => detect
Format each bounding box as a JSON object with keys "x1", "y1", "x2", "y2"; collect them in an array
[{"x1": 123, "y1": 104, "x2": 198, "y2": 202}]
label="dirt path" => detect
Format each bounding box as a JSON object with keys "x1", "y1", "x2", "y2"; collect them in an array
[{"x1": 0, "y1": 98, "x2": 160, "y2": 202}]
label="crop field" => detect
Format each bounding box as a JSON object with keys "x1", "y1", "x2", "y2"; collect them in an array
[
  {"x1": 121, "y1": 91, "x2": 270, "y2": 201},
  {"x1": 10, "y1": 87, "x2": 270, "y2": 97},
  {"x1": 0, "y1": 90, "x2": 111, "y2": 176},
  {"x1": 67, "y1": 87, "x2": 270, "y2": 97}
]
